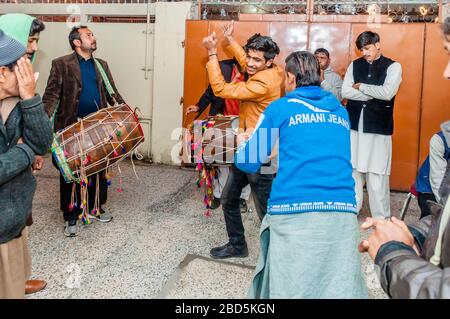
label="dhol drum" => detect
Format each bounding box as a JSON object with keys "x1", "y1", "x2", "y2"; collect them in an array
[
  {"x1": 52, "y1": 104, "x2": 145, "y2": 183},
  {"x1": 182, "y1": 115, "x2": 240, "y2": 166}
]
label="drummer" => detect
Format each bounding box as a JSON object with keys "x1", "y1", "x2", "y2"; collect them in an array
[
  {"x1": 43, "y1": 26, "x2": 124, "y2": 237},
  {"x1": 202, "y1": 21, "x2": 284, "y2": 259},
  {"x1": 185, "y1": 58, "x2": 251, "y2": 213}
]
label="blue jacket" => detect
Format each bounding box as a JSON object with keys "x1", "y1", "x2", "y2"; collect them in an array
[
  {"x1": 0, "y1": 95, "x2": 53, "y2": 244},
  {"x1": 415, "y1": 132, "x2": 450, "y2": 194},
  {"x1": 235, "y1": 86, "x2": 357, "y2": 214}
]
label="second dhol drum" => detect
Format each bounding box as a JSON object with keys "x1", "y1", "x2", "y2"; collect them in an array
[{"x1": 185, "y1": 115, "x2": 240, "y2": 166}]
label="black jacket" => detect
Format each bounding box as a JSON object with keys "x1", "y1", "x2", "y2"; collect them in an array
[
  {"x1": 346, "y1": 56, "x2": 397, "y2": 135},
  {"x1": 197, "y1": 59, "x2": 246, "y2": 116}
]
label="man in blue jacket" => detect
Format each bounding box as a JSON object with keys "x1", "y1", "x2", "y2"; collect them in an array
[{"x1": 234, "y1": 51, "x2": 367, "y2": 298}]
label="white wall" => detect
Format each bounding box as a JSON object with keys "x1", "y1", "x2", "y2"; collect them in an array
[
  {"x1": 1, "y1": 2, "x2": 192, "y2": 165},
  {"x1": 151, "y1": 1, "x2": 192, "y2": 164}
]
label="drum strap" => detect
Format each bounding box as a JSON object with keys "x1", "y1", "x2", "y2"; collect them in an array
[{"x1": 94, "y1": 59, "x2": 117, "y2": 104}]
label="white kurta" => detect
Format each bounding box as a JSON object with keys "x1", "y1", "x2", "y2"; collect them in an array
[{"x1": 350, "y1": 112, "x2": 392, "y2": 175}]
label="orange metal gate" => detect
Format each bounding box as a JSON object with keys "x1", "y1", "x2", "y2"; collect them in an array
[{"x1": 183, "y1": 20, "x2": 450, "y2": 191}]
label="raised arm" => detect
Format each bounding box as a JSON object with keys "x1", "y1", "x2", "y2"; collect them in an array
[
  {"x1": 14, "y1": 58, "x2": 52, "y2": 155},
  {"x1": 203, "y1": 31, "x2": 268, "y2": 101},
  {"x1": 223, "y1": 21, "x2": 247, "y2": 73}
]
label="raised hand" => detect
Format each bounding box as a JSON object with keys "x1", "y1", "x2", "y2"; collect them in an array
[
  {"x1": 202, "y1": 32, "x2": 218, "y2": 55},
  {"x1": 223, "y1": 20, "x2": 235, "y2": 41},
  {"x1": 14, "y1": 57, "x2": 36, "y2": 100}
]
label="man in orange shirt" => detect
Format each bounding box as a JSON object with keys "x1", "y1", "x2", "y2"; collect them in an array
[
  {"x1": 186, "y1": 58, "x2": 251, "y2": 212},
  {"x1": 203, "y1": 22, "x2": 283, "y2": 259}
]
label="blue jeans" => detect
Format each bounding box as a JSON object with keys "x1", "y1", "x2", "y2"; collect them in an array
[{"x1": 220, "y1": 164, "x2": 274, "y2": 247}]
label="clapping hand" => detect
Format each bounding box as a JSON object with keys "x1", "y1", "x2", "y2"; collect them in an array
[
  {"x1": 223, "y1": 20, "x2": 235, "y2": 44},
  {"x1": 202, "y1": 32, "x2": 218, "y2": 55},
  {"x1": 358, "y1": 216, "x2": 418, "y2": 260}
]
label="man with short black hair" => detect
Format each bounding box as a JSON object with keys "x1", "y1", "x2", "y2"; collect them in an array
[
  {"x1": 202, "y1": 21, "x2": 283, "y2": 259},
  {"x1": 43, "y1": 26, "x2": 124, "y2": 237},
  {"x1": 314, "y1": 48, "x2": 343, "y2": 101},
  {"x1": 342, "y1": 31, "x2": 403, "y2": 219}
]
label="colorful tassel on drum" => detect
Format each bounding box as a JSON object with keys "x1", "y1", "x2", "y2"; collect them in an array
[
  {"x1": 68, "y1": 203, "x2": 77, "y2": 212},
  {"x1": 82, "y1": 155, "x2": 91, "y2": 165},
  {"x1": 116, "y1": 166, "x2": 123, "y2": 193},
  {"x1": 204, "y1": 209, "x2": 212, "y2": 218},
  {"x1": 113, "y1": 150, "x2": 119, "y2": 157}
]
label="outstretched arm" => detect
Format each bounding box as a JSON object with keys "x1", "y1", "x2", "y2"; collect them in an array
[{"x1": 203, "y1": 31, "x2": 268, "y2": 101}]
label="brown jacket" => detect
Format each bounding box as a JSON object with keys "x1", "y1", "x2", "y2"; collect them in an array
[
  {"x1": 206, "y1": 42, "x2": 284, "y2": 131},
  {"x1": 42, "y1": 52, "x2": 124, "y2": 132}
]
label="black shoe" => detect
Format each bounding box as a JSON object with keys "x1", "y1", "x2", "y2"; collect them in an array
[
  {"x1": 239, "y1": 199, "x2": 248, "y2": 214},
  {"x1": 210, "y1": 243, "x2": 248, "y2": 259},
  {"x1": 210, "y1": 197, "x2": 221, "y2": 210}
]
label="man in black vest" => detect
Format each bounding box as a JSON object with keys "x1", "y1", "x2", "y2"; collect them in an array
[{"x1": 342, "y1": 31, "x2": 402, "y2": 219}]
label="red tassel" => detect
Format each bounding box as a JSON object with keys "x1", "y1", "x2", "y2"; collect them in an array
[{"x1": 204, "y1": 210, "x2": 212, "y2": 217}]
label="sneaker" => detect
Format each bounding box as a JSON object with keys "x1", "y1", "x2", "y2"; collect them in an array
[
  {"x1": 88, "y1": 208, "x2": 113, "y2": 223},
  {"x1": 64, "y1": 220, "x2": 79, "y2": 237},
  {"x1": 210, "y1": 197, "x2": 221, "y2": 210},
  {"x1": 239, "y1": 199, "x2": 248, "y2": 214},
  {"x1": 210, "y1": 242, "x2": 248, "y2": 259}
]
